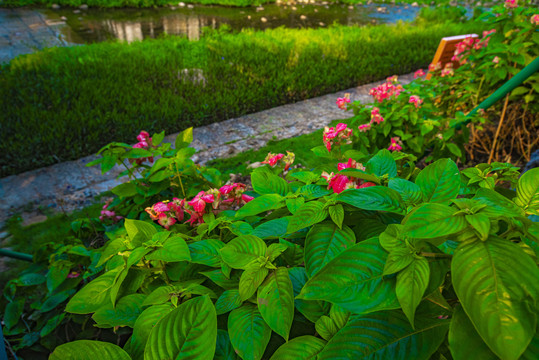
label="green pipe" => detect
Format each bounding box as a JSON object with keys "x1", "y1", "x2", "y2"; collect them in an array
[
  {"x1": 457, "y1": 56, "x2": 539, "y2": 127},
  {"x1": 0, "y1": 248, "x2": 33, "y2": 262}
]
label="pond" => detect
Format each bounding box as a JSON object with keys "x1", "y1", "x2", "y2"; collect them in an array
[{"x1": 43, "y1": 3, "x2": 422, "y2": 44}]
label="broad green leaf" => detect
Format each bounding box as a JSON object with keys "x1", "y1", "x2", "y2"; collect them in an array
[
  {"x1": 128, "y1": 304, "x2": 174, "y2": 360},
  {"x1": 396, "y1": 257, "x2": 430, "y2": 327},
  {"x1": 4, "y1": 299, "x2": 24, "y2": 329},
  {"x1": 110, "y1": 267, "x2": 129, "y2": 306},
  {"x1": 448, "y1": 305, "x2": 497, "y2": 360},
  {"x1": 337, "y1": 168, "x2": 381, "y2": 184},
  {"x1": 329, "y1": 304, "x2": 350, "y2": 329},
  {"x1": 201, "y1": 269, "x2": 240, "y2": 290},
  {"x1": 304, "y1": 222, "x2": 356, "y2": 277},
  {"x1": 188, "y1": 239, "x2": 225, "y2": 267},
  {"x1": 65, "y1": 267, "x2": 121, "y2": 314},
  {"x1": 50, "y1": 340, "x2": 131, "y2": 360},
  {"x1": 318, "y1": 310, "x2": 449, "y2": 360},
  {"x1": 221, "y1": 235, "x2": 267, "y2": 270},
  {"x1": 473, "y1": 188, "x2": 525, "y2": 218},
  {"x1": 93, "y1": 294, "x2": 146, "y2": 328},
  {"x1": 175, "y1": 127, "x2": 193, "y2": 149},
  {"x1": 146, "y1": 235, "x2": 191, "y2": 262},
  {"x1": 46, "y1": 265, "x2": 69, "y2": 293},
  {"x1": 337, "y1": 187, "x2": 406, "y2": 214},
  {"x1": 288, "y1": 267, "x2": 330, "y2": 323},
  {"x1": 298, "y1": 184, "x2": 331, "y2": 199},
  {"x1": 515, "y1": 168, "x2": 539, "y2": 215},
  {"x1": 40, "y1": 290, "x2": 75, "y2": 312},
  {"x1": 366, "y1": 149, "x2": 397, "y2": 178},
  {"x1": 216, "y1": 289, "x2": 242, "y2": 315},
  {"x1": 452, "y1": 237, "x2": 539, "y2": 360},
  {"x1": 215, "y1": 329, "x2": 240, "y2": 360},
  {"x1": 416, "y1": 159, "x2": 460, "y2": 203},
  {"x1": 125, "y1": 219, "x2": 157, "y2": 247},
  {"x1": 315, "y1": 316, "x2": 339, "y2": 341},
  {"x1": 287, "y1": 201, "x2": 328, "y2": 233},
  {"x1": 286, "y1": 197, "x2": 305, "y2": 214},
  {"x1": 18, "y1": 273, "x2": 45, "y2": 286},
  {"x1": 257, "y1": 267, "x2": 294, "y2": 341},
  {"x1": 228, "y1": 304, "x2": 271, "y2": 360},
  {"x1": 111, "y1": 182, "x2": 138, "y2": 198},
  {"x1": 236, "y1": 194, "x2": 284, "y2": 218},
  {"x1": 403, "y1": 203, "x2": 467, "y2": 241},
  {"x1": 143, "y1": 280, "x2": 208, "y2": 306},
  {"x1": 298, "y1": 238, "x2": 400, "y2": 315},
  {"x1": 251, "y1": 167, "x2": 291, "y2": 196},
  {"x1": 328, "y1": 204, "x2": 344, "y2": 228},
  {"x1": 388, "y1": 178, "x2": 423, "y2": 206},
  {"x1": 465, "y1": 213, "x2": 490, "y2": 241},
  {"x1": 40, "y1": 313, "x2": 66, "y2": 338},
  {"x1": 145, "y1": 295, "x2": 217, "y2": 360},
  {"x1": 270, "y1": 335, "x2": 326, "y2": 360},
  {"x1": 239, "y1": 262, "x2": 269, "y2": 301},
  {"x1": 252, "y1": 218, "x2": 290, "y2": 239}
]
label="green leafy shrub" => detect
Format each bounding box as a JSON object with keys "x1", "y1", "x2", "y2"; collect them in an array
[{"x1": 0, "y1": 20, "x2": 485, "y2": 177}]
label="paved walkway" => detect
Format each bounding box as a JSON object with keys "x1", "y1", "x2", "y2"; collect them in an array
[
  {"x1": 0, "y1": 73, "x2": 414, "y2": 226},
  {"x1": 0, "y1": 8, "x2": 70, "y2": 63}
]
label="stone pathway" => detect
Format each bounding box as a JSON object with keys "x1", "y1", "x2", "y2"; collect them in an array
[
  {"x1": 0, "y1": 8, "x2": 70, "y2": 63},
  {"x1": 0, "y1": 73, "x2": 414, "y2": 227}
]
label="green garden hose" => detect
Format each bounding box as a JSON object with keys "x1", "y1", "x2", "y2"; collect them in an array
[
  {"x1": 461, "y1": 56, "x2": 539, "y2": 125},
  {"x1": 0, "y1": 248, "x2": 33, "y2": 262}
]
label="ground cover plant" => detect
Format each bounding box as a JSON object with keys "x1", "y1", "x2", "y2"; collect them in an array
[
  {"x1": 0, "y1": 17, "x2": 486, "y2": 177},
  {"x1": 3, "y1": 122, "x2": 538, "y2": 359}
]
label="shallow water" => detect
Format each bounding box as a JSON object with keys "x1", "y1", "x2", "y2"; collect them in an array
[{"x1": 41, "y1": 3, "x2": 421, "y2": 43}]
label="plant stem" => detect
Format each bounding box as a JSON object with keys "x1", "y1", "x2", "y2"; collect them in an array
[{"x1": 488, "y1": 94, "x2": 510, "y2": 164}]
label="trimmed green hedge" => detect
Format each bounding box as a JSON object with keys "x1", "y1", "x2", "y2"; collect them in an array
[{"x1": 0, "y1": 21, "x2": 484, "y2": 176}]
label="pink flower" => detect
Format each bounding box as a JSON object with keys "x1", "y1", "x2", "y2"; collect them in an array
[
  {"x1": 531, "y1": 14, "x2": 539, "y2": 25},
  {"x1": 100, "y1": 200, "x2": 122, "y2": 223},
  {"x1": 441, "y1": 66, "x2": 454, "y2": 77},
  {"x1": 336, "y1": 93, "x2": 351, "y2": 110},
  {"x1": 262, "y1": 152, "x2": 284, "y2": 167},
  {"x1": 505, "y1": 0, "x2": 518, "y2": 8},
  {"x1": 369, "y1": 78, "x2": 403, "y2": 103},
  {"x1": 428, "y1": 62, "x2": 442, "y2": 72},
  {"x1": 358, "y1": 123, "x2": 371, "y2": 132},
  {"x1": 388, "y1": 137, "x2": 403, "y2": 152},
  {"x1": 219, "y1": 183, "x2": 252, "y2": 207},
  {"x1": 337, "y1": 158, "x2": 365, "y2": 171},
  {"x1": 370, "y1": 107, "x2": 384, "y2": 124},
  {"x1": 323, "y1": 123, "x2": 352, "y2": 152},
  {"x1": 137, "y1": 131, "x2": 150, "y2": 142},
  {"x1": 492, "y1": 56, "x2": 500, "y2": 64},
  {"x1": 188, "y1": 191, "x2": 214, "y2": 213},
  {"x1": 158, "y1": 213, "x2": 176, "y2": 230},
  {"x1": 242, "y1": 194, "x2": 254, "y2": 203},
  {"x1": 327, "y1": 174, "x2": 351, "y2": 194},
  {"x1": 414, "y1": 69, "x2": 425, "y2": 79},
  {"x1": 409, "y1": 95, "x2": 423, "y2": 108},
  {"x1": 67, "y1": 271, "x2": 80, "y2": 279},
  {"x1": 153, "y1": 202, "x2": 170, "y2": 213}
]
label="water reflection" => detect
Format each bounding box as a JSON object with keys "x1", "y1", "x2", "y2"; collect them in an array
[{"x1": 40, "y1": 4, "x2": 420, "y2": 44}]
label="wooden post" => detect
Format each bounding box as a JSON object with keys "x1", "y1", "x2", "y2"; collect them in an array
[{"x1": 426, "y1": 34, "x2": 478, "y2": 79}]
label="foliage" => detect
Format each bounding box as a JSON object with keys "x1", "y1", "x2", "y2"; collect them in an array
[
  {"x1": 4, "y1": 121, "x2": 539, "y2": 359},
  {"x1": 344, "y1": 1, "x2": 538, "y2": 164},
  {"x1": 0, "y1": 20, "x2": 485, "y2": 177}
]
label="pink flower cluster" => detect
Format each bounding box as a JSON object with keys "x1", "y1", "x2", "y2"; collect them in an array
[
  {"x1": 441, "y1": 62, "x2": 454, "y2": 77},
  {"x1": 146, "y1": 198, "x2": 185, "y2": 229},
  {"x1": 451, "y1": 30, "x2": 495, "y2": 63},
  {"x1": 133, "y1": 131, "x2": 154, "y2": 165},
  {"x1": 99, "y1": 200, "x2": 123, "y2": 223},
  {"x1": 321, "y1": 158, "x2": 376, "y2": 194},
  {"x1": 428, "y1": 62, "x2": 442, "y2": 72},
  {"x1": 388, "y1": 137, "x2": 403, "y2": 152},
  {"x1": 323, "y1": 123, "x2": 353, "y2": 152},
  {"x1": 409, "y1": 95, "x2": 423, "y2": 108},
  {"x1": 146, "y1": 183, "x2": 254, "y2": 228},
  {"x1": 505, "y1": 0, "x2": 518, "y2": 8},
  {"x1": 414, "y1": 69, "x2": 425, "y2": 79},
  {"x1": 369, "y1": 76, "x2": 404, "y2": 103},
  {"x1": 531, "y1": 14, "x2": 539, "y2": 25},
  {"x1": 358, "y1": 107, "x2": 384, "y2": 133},
  {"x1": 336, "y1": 93, "x2": 351, "y2": 110},
  {"x1": 262, "y1": 151, "x2": 295, "y2": 171}
]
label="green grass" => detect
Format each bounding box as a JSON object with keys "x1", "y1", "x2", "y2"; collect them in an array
[{"x1": 0, "y1": 20, "x2": 485, "y2": 177}]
